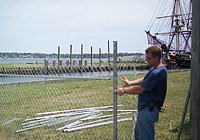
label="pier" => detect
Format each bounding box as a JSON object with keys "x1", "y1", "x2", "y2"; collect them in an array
[{"x1": 0, "y1": 64, "x2": 149, "y2": 75}]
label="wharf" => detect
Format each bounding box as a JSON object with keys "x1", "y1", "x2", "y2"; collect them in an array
[{"x1": 0, "y1": 64, "x2": 149, "y2": 75}]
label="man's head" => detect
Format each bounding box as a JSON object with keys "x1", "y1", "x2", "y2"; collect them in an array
[{"x1": 145, "y1": 45, "x2": 162, "y2": 67}]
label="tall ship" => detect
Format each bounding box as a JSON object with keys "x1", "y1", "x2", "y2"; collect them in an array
[{"x1": 145, "y1": 0, "x2": 192, "y2": 69}]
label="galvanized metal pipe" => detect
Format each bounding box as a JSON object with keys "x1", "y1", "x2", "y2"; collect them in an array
[
  {"x1": 36, "y1": 105, "x2": 121, "y2": 116},
  {"x1": 113, "y1": 41, "x2": 118, "y2": 140},
  {"x1": 66, "y1": 118, "x2": 132, "y2": 132}
]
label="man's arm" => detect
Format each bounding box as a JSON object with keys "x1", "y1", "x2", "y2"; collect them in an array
[
  {"x1": 122, "y1": 76, "x2": 144, "y2": 86},
  {"x1": 115, "y1": 85, "x2": 145, "y2": 96}
]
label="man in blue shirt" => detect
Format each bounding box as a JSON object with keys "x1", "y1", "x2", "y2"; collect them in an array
[{"x1": 115, "y1": 45, "x2": 167, "y2": 140}]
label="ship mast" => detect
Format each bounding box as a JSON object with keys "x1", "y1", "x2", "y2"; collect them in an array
[
  {"x1": 171, "y1": 0, "x2": 192, "y2": 52},
  {"x1": 171, "y1": 0, "x2": 186, "y2": 52},
  {"x1": 146, "y1": 0, "x2": 192, "y2": 68},
  {"x1": 174, "y1": 0, "x2": 180, "y2": 51}
]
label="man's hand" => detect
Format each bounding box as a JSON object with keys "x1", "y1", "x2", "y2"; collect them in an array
[
  {"x1": 121, "y1": 76, "x2": 130, "y2": 86},
  {"x1": 114, "y1": 88, "x2": 125, "y2": 96}
]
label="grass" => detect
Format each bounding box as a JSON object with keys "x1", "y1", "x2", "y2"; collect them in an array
[
  {"x1": 0, "y1": 61, "x2": 144, "y2": 68},
  {"x1": 0, "y1": 70, "x2": 190, "y2": 139},
  {"x1": 0, "y1": 63, "x2": 44, "y2": 68},
  {"x1": 155, "y1": 70, "x2": 190, "y2": 140}
]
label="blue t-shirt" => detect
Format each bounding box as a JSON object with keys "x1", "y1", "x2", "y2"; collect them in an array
[{"x1": 138, "y1": 66, "x2": 167, "y2": 111}]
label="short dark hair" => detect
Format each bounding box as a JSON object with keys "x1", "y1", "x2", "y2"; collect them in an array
[{"x1": 145, "y1": 45, "x2": 162, "y2": 59}]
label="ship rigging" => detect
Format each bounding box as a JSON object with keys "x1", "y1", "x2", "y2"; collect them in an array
[{"x1": 145, "y1": 0, "x2": 192, "y2": 69}]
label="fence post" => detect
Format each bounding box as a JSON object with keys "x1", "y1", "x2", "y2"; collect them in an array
[
  {"x1": 190, "y1": 0, "x2": 200, "y2": 139},
  {"x1": 81, "y1": 44, "x2": 83, "y2": 67},
  {"x1": 91, "y1": 46, "x2": 93, "y2": 66},
  {"x1": 99, "y1": 48, "x2": 102, "y2": 67},
  {"x1": 108, "y1": 40, "x2": 111, "y2": 69},
  {"x1": 113, "y1": 41, "x2": 118, "y2": 140},
  {"x1": 70, "y1": 45, "x2": 72, "y2": 67},
  {"x1": 58, "y1": 46, "x2": 60, "y2": 67}
]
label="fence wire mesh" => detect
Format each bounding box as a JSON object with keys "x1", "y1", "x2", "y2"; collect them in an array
[{"x1": 0, "y1": 50, "x2": 144, "y2": 139}]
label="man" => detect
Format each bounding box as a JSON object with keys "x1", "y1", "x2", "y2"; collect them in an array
[{"x1": 115, "y1": 45, "x2": 167, "y2": 140}]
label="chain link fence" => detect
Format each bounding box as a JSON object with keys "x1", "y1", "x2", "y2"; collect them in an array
[{"x1": 0, "y1": 42, "x2": 145, "y2": 140}]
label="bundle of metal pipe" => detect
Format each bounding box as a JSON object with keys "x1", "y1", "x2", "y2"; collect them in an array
[{"x1": 16, "y1": 105, "x2": 137, "y2": 133}]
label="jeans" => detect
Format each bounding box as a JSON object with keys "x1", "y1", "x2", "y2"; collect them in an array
[{"x1": 134, "y1": 106, "x2": 159, "y2": 140}]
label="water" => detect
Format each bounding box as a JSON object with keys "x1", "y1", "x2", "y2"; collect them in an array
[
  {"x1": 0, "y1": 58, "x2": 107, "y2": 64},
  {"x1": 0, "y1": 58, "x2": 147, "y2": 84},
  {"x1": 0, "y1": 70, "x2": 147, "y2": 84},
  {"x1": 0, "y1": 58, "x2": 44, "y2": 64}
]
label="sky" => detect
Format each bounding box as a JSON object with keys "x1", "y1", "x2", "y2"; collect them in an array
[{"x1": 0, "y1": 0, "x2": 158, "y2": 54}]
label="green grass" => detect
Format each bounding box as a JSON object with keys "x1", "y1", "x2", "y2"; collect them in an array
[
  {"x1": 155, "y1": 70, "x2": 190, "y2": 140},
  {"x1": 0, "y1": 63, "x2": 44, "y2": 68},
  {"x1": 0, "y1": 61, "x2": 145, "y2": 68},
  {"x1": 0, "y1": 71, "x2": 190, "y2": 139}
]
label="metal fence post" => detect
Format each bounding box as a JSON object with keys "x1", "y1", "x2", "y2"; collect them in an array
[{"x1": 113, "y1": 41, "x2": 118, "y2": 140}]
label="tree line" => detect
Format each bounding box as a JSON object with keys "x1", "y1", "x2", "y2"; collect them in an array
[{"x1": 0, "y1": 52, "x2": 143, "y2": 59}]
